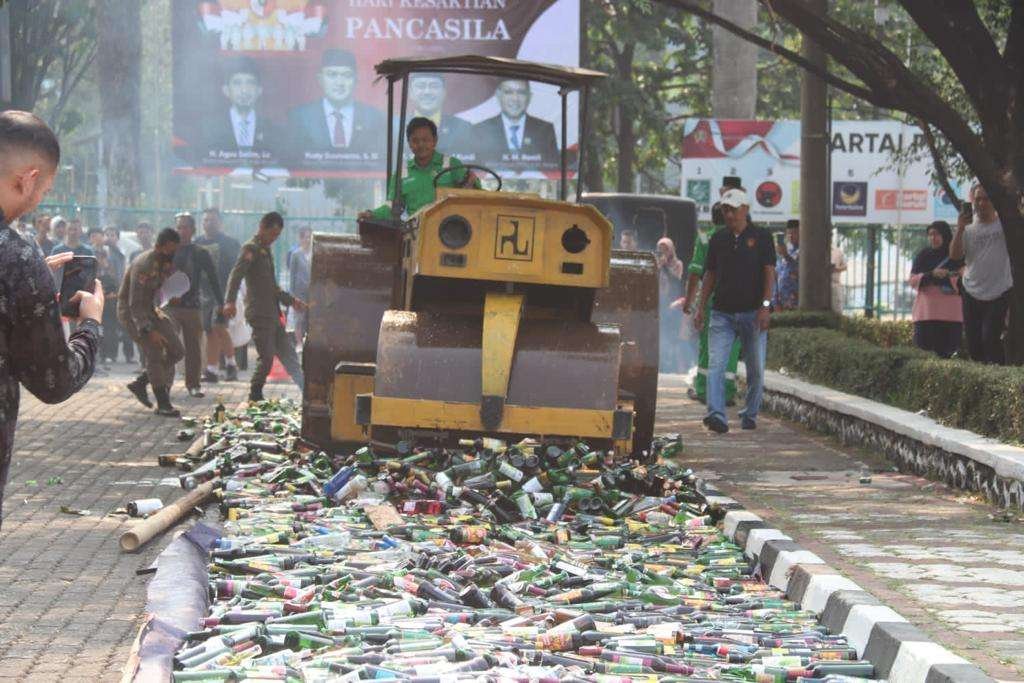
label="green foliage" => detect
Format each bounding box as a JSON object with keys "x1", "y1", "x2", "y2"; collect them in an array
[
  {"x1": 582, "y1": 0, "x2": 1005, "y2": 192},
  {"x1": 583, "y1": 0, "x2": 711, "y2": 191},
  {"x1": 839, "y1": 316, "x2": 914, "y2": 348},
  {"x1": 772, "y1": 310, "x2": 913, "y2": 347},
  {"x1": 770, "y1": 310, "x2": 840, "y2": 329},
  {"x1": 897, "y1": 358, "x2": 1024, "y2": 444},
  {"x1": 767, "y1": 327, "x2": 1024, "y2": 443},
  {"x1": 768, "y1": 328, "x2": 928, "y2": 400},
  {"x1": 716, "y1": 1, "x2": 1012, "y2": 194}
]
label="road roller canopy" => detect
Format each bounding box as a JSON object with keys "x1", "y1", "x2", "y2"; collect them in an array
[{"x1": 375, "y1": 55, "x2": 608, "y2": 89}]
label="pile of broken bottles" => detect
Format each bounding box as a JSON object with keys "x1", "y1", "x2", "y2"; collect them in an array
[{"x1": 168, "y1": 399, "x2": 876, "y2": 682}]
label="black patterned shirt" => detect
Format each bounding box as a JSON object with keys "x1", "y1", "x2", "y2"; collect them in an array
[{"x1": 0, "y1": 216, "x2": 99, "y2": 527}]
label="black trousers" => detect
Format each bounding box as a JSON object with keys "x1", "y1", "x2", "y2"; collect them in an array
[
  {"x1": 961, "y1": 288, "x2": 1010, "y2": 364},
  {"x1": 913, "y1": 320, "x2": 962, "y2": 359},
  {"x1": 100, "y1": 301, "x2": 119, "y2": 361}
]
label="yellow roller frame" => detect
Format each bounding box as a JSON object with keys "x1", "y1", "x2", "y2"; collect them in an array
[
  {"x1": 481, "y1": 291, "x2": 524, "y2": 405},
  {"x1": 368, "y1": 396, "x2": 617, "y2": 439}
]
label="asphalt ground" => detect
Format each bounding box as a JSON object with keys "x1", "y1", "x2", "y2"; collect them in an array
[{"x1": 0, "y1": 368, "x2": 1020, "y2": 680}]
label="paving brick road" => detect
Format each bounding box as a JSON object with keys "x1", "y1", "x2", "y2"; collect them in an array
[
  {"x1": 0, "y1": 363, "x2": 298, "y2": 682},
  {"x1": 657, "y1": 374, "x2": 1024, "y2": 680}
]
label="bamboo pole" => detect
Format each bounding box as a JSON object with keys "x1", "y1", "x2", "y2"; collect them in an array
[{"x1": 119, "y1": 480, "x2": 216, "y2": 553}]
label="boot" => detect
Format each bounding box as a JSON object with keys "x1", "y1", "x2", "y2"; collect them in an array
[
  {"x1": 249, "y1": 383, "x2": 264, "y2": 403},
  {"x1": 153, "y1": 386, "x2": 181, "y2": 417},
  {"x1": 126, "y1": 373, "x2": 152, "y2": 409},
  {"x1": 224, "y1": 365, "x2": 238, "y2": 382}
]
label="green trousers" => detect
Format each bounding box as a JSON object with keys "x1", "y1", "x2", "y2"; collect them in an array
[{"x1": 693, "y1": 307, "x2": 741, "y2": 401}]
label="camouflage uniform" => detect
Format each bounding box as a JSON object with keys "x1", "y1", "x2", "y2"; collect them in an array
[
  {"x1": 226, "y1": 238, "x2": 304, "y2": 396},
  {"x1": 117, "y1": 250, "x2": 184, "y2": 390},
  {"x1": 1, "y1": 219, "x2": 99, "y2": 526}
]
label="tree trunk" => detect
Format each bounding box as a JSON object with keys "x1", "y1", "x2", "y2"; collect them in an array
[
  {"x1": 711, "y1": 0, "x2": 757, "y2": 118},
  {"x1": 798, "y1": 0, "x2": 830, "y2": 311},
  {"x1": 614, "y1": 47, "x2": 635, "y2": 193},
  {"x1": 990, "y1": 194, "x2": 1024, "y2": 364},
  {"x1": 579, "y1": 1, "x2": 604, "y2": 193},
  {"x1": 96, "y1": 0, "x2": 141, "y2": 209}
]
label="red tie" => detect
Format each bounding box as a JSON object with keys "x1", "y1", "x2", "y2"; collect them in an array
[{"x1": 332, "y1": 112, "x2": 347, "y2": 147}]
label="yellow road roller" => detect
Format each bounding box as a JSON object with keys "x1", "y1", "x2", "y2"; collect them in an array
[{"x1": 301, "y1": 56, "x2": 659, "y2": 456}]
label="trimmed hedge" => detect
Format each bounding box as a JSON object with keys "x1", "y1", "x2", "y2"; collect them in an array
[
  {"x1": 767, "y1": 327, "x2": 1024, "y2": 444},
  {"x1": 771, "y1": 311, "x2": 840, "y2": 330},
  {"x1": 897, "y1": 358, "x2": 1024, "y2": 444},
  {"x1": 772, "y1": 310, "x2": 914, "y2": 348}
]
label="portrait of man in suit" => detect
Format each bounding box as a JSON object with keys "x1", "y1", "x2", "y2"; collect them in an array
[
  {"x1": 287, "y1": 48, "x2": 385, "y2": 158},
  {"x1": 201, "y1": 57, "x2": 283, "y2": 161},
  {"x1": 408, "y1": 73, "x2": 473, "y2": 160},
  {"x1": 473, "y1": 79, "x2": 559, "y2": 168}
]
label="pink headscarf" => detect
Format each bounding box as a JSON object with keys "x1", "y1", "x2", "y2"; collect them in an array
[{"x1": 656, "y1": 237, "x2": 684, "y2": 279}]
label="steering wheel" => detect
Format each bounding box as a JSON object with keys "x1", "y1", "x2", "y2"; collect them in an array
[{"x1": 433, "y1": 164, "x2": 502, "y2": 192}]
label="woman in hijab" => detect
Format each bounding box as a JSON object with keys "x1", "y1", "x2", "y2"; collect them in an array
[
  {"x1": 909, "y1": 220, "x2": 963, "y2": 358},
  {"x1": 656, "y1": 237, "x2": 685, "y2": 372}
]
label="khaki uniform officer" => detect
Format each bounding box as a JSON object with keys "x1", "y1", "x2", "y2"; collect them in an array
[
  {"x1": 223, "y1": 211, "x2": 305, "y2": 402},
  {"x1": 117, "y1": 228, "x2": 185, "y2": 416}
]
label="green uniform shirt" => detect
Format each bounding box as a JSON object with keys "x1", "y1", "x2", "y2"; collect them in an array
[
  {"x1": 226, "y1": 237, "x2": 294, "y2": 326},
  {"x1": 687, "y1": 227, "x2": 712, "y2": 278},
  {"x1": 370, "y1": 152, "x2": 474, "y2": 220},
  {"x1": 688, "y1": 227, "x2": 721, "y2": 309}
]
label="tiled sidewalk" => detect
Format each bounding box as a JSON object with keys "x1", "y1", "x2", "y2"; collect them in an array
[
  {"x1": 0, "y1": 364, "x2": 297, "y2": 681},
  {"x1": 657, "y1": 374, "x2": 1024, "y2": 680}
]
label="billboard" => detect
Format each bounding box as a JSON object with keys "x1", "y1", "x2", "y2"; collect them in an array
[
  {"x1": 680, "y1": 119, "x2": 969, "y2": 224},
  {"x1": 172, "y1": 0, "x2": 580, "y2": 178}
]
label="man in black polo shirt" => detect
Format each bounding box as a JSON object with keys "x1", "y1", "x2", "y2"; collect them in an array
[{"x1": 693, "y1": 188, "x2": 775, "y2": 433}]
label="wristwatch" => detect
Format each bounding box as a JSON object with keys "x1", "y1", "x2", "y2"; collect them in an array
[{"x1": 761, "y1": 300, "x2": 771, "y2": 308}]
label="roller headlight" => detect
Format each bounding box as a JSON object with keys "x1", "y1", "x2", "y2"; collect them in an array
[
  {"x1": 439, "y1": 214, "x2": 472, "y2": 249},
  {"x1": 561, "y1": 224, "x2": 590, "y2": 254}
]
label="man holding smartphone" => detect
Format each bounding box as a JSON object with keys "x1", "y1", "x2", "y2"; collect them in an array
[
  {"x1": 949, "y1": 183, "x2": 1012, "y2": 364},
  {"x1": 773, "y1": 219, "x2": 800, "y2": 310},
  {"x1": 0, "y1": 111, "x2": 104, "y2": 528}
]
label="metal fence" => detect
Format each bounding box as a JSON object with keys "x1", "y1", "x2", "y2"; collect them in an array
[{"x1": 833, "y1": 225, "x2": 929, "y2": 320}]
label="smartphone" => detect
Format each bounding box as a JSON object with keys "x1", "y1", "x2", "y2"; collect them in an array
[
  {"x1": 59, "y1": 255, "x2": 97, "y2": 318},
  {"x1": 722, "y1": 175, "x2": 742, "y2": 190},
  {"x1": 776, "y1": 233, "x2": 786, "y2": 246},
  {"x1": 961, "y1": 202, "x2": 973, "y2": 222}
]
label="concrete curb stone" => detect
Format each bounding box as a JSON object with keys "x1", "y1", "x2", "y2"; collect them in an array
[{"x1": 711, "y1": 500, "x2": 995, "y2": 683}]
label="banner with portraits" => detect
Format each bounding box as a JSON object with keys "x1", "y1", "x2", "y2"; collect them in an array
[{"x1": 171, "y1": 0, "x2": 580, "y2": 179}]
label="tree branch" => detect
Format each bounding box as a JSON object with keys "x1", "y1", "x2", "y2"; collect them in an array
[
  {"x1": 917, "y1": 118, "x2": 962, "y2": 212},
  {"x1": 900, "y1": 0, "x2": 1009, "y2": 138},
  {"x1": 656, "y1": 0, "x2": 1009, "y2": 219},
  {"x1": 746, "y1": 0, "x2": 1004, "y2": 210},
  {"x1": 657, "y1": 0, "x2": 876, "y2": 103},
  {"x1": 1007, "y1": 1, "x2": 1024, "y2": 67},
  {"x1": 51, "y1": 42, "x2": 97, "y2": 134},
  {"x1": 594, "y1": 22, "x2": 623, "y2": 61}
]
